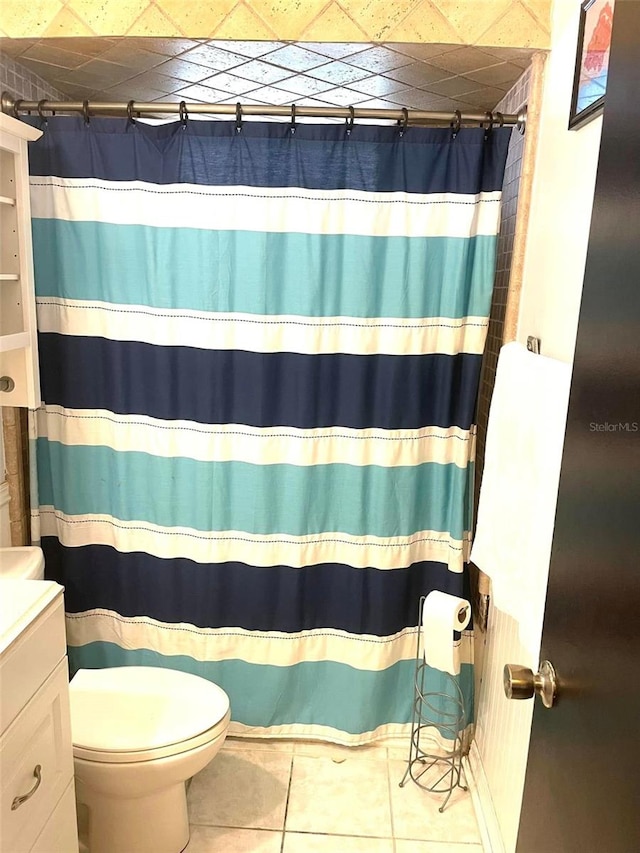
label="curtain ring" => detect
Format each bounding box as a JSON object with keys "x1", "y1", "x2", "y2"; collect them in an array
[
  {"x1": 82, "y1": 100, "x2": 90, "y2": 125},
  {"x1": 235, "y1": 102, "x2": 243, "y2": 134},
  {"x1": 12, "y1": 98, "x2": 22, "y2": 118},
  {"x1": 290, "y1": 103, "x2": 296, "y2": 136},
  {"x1": 179, "y1": 101, "x2": 188, "y2": 129},
  {"x1": 37, "y1": 99, "x2": 48, "y2": 127},
  {"x1": 345, "y1": 105, "x2": 355, "y2": 137},
  {"x1": 127, "y1": 100, "x2": 136, "y2": 125},
  {"x1": 494, "y1": 111, "x2": 504, "y2": 128},
  {"x1": 398, "y1": 107, "x2": 409, "y2": 138},
  {"x1": 450, "y1": 109, "x2": 461, "y2": 140},
  {"x1": 483, "y1": 111, "x2": 493, "y2": 142}
]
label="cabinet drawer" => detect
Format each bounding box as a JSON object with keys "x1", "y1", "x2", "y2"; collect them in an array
[
  {"x1": 0, "y1": 595, "x2": 66, "y2": 732},
  {"x1": 1, "y1": 659, "x2": 74, "y2": 853},
  {"x1": 29, "y1": 781, "x2": 78, "y2": 853}
]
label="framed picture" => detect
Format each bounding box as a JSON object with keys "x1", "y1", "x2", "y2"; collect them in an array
[{"x1": 569, "y1": 0, "x2": 615, "y2": 129}]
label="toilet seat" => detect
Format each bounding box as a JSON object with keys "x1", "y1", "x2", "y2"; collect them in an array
[{"x1": 70, "y1": 666, "x2": 230, "y2": 764}]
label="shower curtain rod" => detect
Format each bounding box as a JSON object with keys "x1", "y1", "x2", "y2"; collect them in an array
[{"x1": 1, "y1": 92, "x2": 526, "y2": 134}]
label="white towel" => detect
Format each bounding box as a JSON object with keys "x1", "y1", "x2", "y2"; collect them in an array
[{"x1": 471, "y1": 342, "x2": 572, "y2": 661}]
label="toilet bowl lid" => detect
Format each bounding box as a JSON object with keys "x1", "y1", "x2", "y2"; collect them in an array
[{"x1": 69, "y1": 666, "x2": 230, "y2": 753}]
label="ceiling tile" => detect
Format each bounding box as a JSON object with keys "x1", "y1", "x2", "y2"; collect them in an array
[
  {"x1": 299, "y1": 42, "x2": 370, "y2": 60},
  {"x1": 390, "y1": 88, "x2": 458, "y2": 111},
  {"x1": 427, "y1": 75, "x2": 484, "y2": 97},
  {"x1": 199, "y1": 71, "x2": 258, "y2": 96},
  {"x1": 461, "y1": 86, "x2": 509, "y2": 109},
  {"x1": 180, "y1": 43, "x2": 248, "y2": 72},
  {"x1": 95, "y1": 42, "x2": 168, "y2": 71},
  {"x1": 348, "y1": 74, "x2": 409, "y2": 98},
  {"x1": 389, "y1": 43, "x2": 459, "y2": 62},
  {"x1": 46, "y1": 63, "x2": 133, "y2": 91},
  {"x1": 314, "y1": 86, "x2": 370, "y2": 107},
  {"x1": 262, "y1": 44, "x2": 328, "y2": 73},
  {"x1": 465, "y1": 62, "x2": 524, "y2": 88},
  {"x1": 206, "y1": 40, "x2": 285, "y2": 58},
  {"x1": 20, "y1": 42, "x2": 89, "y2": 69},
  {"x1": 119, "y1": 37, "x2": 202, "y2": 57},
  {"x1": 429, "y1": 46, "x2": 502, "y2": 74},
  {"x1": 153, "y1": 56, "x2": 217, "y2": 83},
  {"x1": 173, "y1": 82, "x2": 231, "y2": 102},
  {"x1": 101, "y1": 83, "x2": 172, "y2": 102},
  {"x1": 271, "y1": 74, "x2": 334, "y2": 97},
  {"x1": 0, "y1": 38, "x2": 36, "y2": 57},
  {"x1": 241, "y1": 85, "x2": 300, "y2": 106},
  {"x1": 49, "y1": 80, "x2": 98, "y2": 100},
  {"x1": 384, "y1": 61, "x2": 451, "y2": 88},
  {"x1": 341, "y1": 45, "x2": 412, "y2": 74},
  {"x1": 38, "y1": 37, "x2": 118, "y2": 56},
  {"x1": 306, "y1": 61, "x2": 370, "y2": 86},
  {"x1": 117, "y1": 68, "x2": 188, "y2": 92},
  {"x1": 230, "y1": 58, "x2": 291, "y2": 86}
]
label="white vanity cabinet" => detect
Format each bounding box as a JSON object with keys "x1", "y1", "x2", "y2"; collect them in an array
[
  {"x1": 0, "y1": 581, "x2": 78, "y2": 852},
  {"x1": 0, "y1": 113, "x2": 42, "y2": 408}
]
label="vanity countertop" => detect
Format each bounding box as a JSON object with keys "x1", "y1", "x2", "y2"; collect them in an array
[{"x1": 0, "y1": 580, "x2": 63, "y2": 656}]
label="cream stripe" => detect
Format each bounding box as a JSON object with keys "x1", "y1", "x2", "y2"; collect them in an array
[
  {"x1": 66, "y1": 609, "x2": 476, "y2": 670},
  {"x1": 35, "y1": 299, "x2": 488, "y2": 356},
  {"x1": 227, "y1": 721, "x2": 472, "y2": 748},
  {"x1": 37, "y1": 406, "x2": 476, "y2": 469},
  {"x1": 39, "y1": 507, "x2": 470, "y2": 571},
  {"x1": 30, "y1": 177, "x2": 502, "y2": 239}
]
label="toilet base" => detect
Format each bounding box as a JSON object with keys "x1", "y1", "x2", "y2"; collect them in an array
[{"x1": 77, "y1": 778, "x2": 190, "y2": 853}]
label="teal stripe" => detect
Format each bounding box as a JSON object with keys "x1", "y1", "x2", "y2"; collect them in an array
[
  {"x1": 37, "y1": 439, "x2": 469, "y2": 539},
  {"x1": 32, "y1": 219, "x2": 497, "y2": 320},
  {"x1": 68, "y1": 641, "x2": 473, "y2": 736}
]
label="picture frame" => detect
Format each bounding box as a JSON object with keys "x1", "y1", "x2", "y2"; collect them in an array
[{"x1": 569, "y1": 0, "x2": 615, "y2": 130}]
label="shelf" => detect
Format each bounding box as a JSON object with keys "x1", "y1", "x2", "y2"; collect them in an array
[
  {"x1": 0, "y1": 331, "x2": 29, "y2": 353},
  {"x1": 0, "y1": 195, "x2": 16, "y2": 206},
  {"x1": 0, "y1": 274, "x2": 19, "y2": 281}
]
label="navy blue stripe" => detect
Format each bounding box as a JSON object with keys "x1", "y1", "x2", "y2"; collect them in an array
[
  {"x1": 38, "y1": 334, "x2": 482, "y2": 431},
  {"x1": 42, "y1": 538, "x2": 471, "y2": 636},
  {"x1": 26, "y1": 117, "x2": 511, "y2": 194}
]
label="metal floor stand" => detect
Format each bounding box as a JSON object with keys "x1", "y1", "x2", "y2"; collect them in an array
[{"x1": 399, "y1": 595, "x2": 468, "y2": 812}]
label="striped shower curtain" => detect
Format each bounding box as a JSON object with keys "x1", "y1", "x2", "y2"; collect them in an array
[{"x1": 27, "y1": 117, "x2": 509, "y2": 744}]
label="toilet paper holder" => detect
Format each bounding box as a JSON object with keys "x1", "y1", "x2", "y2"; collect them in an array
[{"x1": 399, "y1": 595, "x2": 469, "y2": 812}]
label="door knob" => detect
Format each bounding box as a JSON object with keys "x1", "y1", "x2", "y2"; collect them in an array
[{"x1": 503, "y1": 660, "x2": 557, "y2": 708}]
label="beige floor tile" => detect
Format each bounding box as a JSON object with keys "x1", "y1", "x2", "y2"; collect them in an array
[
  {"x1": 283, "y1": 832, "x2": 393, "y2": 852},
  {"x1": 286, "y1": 755, "x2": 392, "y2": 837},
  {"x1": 395, "y1": 843, "x2": 483, "y2": 853},
  {"x1": 186, "y1": 825, "x2": 282, "y2": 852},
  {"x1": 389, "y1": 760, "x2": 481, "y2": 844},
  {"x1": 294, "y1": 740, "x2": 388, "y2": 760},
  {"x1": 187, "y1": 750, "x2": 292, "y2": 830},
  {"x1": 224, "y1": 736, "x2": 296, "y2": 753}
]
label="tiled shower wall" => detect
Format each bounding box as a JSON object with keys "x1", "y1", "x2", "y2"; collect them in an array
[
  {"x1": 0, "y1": 53, "x2": 63, "y2": 544},
  {"x1": 474, "y1": 66, "x2": 532, "y2": 517},
  {"x1": 0, "y1": 51, "x2": 66, "y2": 101}
]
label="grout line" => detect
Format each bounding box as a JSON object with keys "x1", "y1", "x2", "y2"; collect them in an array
[
  {"x1": 386, "y1": 757, "x2": 397, "y2": 852},
  {"x1": 280, "y1": 752, "x2": 295, "y2": 853}
]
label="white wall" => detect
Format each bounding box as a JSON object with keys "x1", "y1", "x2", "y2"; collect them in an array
[{"x1": 473, "y1": 1, "x2": 603, "y2": 851}]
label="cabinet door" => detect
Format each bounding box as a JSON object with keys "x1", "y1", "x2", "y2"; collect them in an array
[
  {"x1": 0, "y1": 660, "x2": 75, "y2": 853},
  {"x1": 0, "y1": 114, "x2": 42, "y2": 408}
]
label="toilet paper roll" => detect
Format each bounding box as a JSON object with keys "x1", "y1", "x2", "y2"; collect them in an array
[{"x1": 421, "y1": 591, "x2": 471, "y2": 676}]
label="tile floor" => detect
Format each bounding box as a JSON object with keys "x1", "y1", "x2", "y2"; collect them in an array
[{"x1": 185, "y1": 737, "x2": 483, "y2": 852}]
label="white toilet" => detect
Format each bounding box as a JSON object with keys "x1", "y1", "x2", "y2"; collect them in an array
[{"x1": 69, "y1": 665, "x2": 231, "y2": 853}]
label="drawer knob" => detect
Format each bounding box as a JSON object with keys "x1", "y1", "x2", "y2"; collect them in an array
[{"x1": 11, "y1": 764, "x2": 42, "y2": 810}]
